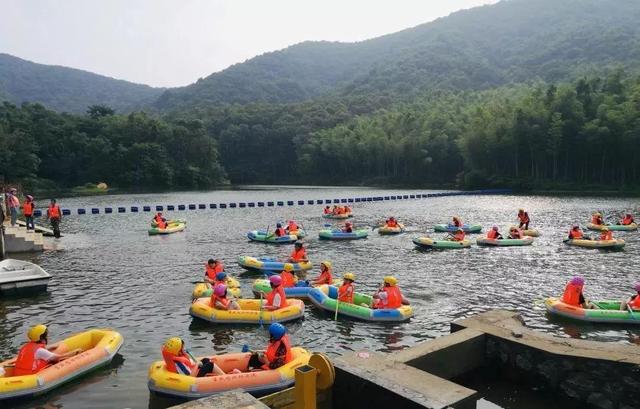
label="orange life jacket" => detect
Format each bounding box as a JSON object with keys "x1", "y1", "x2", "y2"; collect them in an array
[
  {"x1": 323, "y1": 208, "x2": 330, "y2": 214},
  {"x1": 629, "y1": 295, "x2": 640, "y2": 310},
  {"x1": 287, "y1": 222, "x2": 298, "y2": 231},
  {"x1": 275, "y1": 227, "x2": 286, "y2": 237},
  {"x1": 154, "y1": 214, "x2": 163, "y2": 223},
  {"x1": 375, "y1": 286, "x2": 403, "y2": 309},
  {"x1": 157, "y1": 219, "x2": 167, "y2": 229},
  {"x1": 591, "y1": 216, "x2": 603, "y2": 225},
  {"x1": 22, "y1": 201, "x2": 34, "y2": 216},
  {"x1": 338, "y1": 282, "x2": 354, "y2": 303},
  {"x1": 453, "y1": 231, "x2": 465, "y2": 241},
  {"x1": 161, "y1": 347, "x2": 197, "y2": 375},
  {"x1": 280, "y1": 271, "x2": 296, "y2": 288},
  {"x1": 622, "y1": 216, "x2": 634, "y2": 225},
  {"x1": 13, "y1": 342, "x2": 49, "y2": 376},
  {"x1": 204, "y1": 262, "x2": 224, "y2": 279},
  {"x1": 48, "y1": 204, "x2": 61, "y2": 219},
  {"x1": 210, "y1": 293, "x2": 231, "y2": 310},
  {"x1": 386, "y1": 220, "x2": 398, "y2": 228},
  {"x1": 316, "y1": 270, "x2": 332, "y2": 285},
  {"x1": 561, "y1": 282, "x2": 583, "y2": 306},
  {"x1": 264, "y1": 334, "x2": 292, "y2": 369},
  {"x1": 290, "y1": 248, "x2": 306, "y2": 262},
  {"x1": 487, "y1": 230, "x2": 498, "y2": 239},
  {"x1": 569, "y1": 229, "x2": 583, "y2": 239},
  {"x1": 266, "y1": 286, "x2": 288, "y2": 309},
  {"x1": 600, "y1": 231, "x2": 613, "y2": 241}
]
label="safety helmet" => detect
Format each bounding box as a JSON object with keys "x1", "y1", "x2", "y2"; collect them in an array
[
  {"x1": 320, "y1": 261, "x2": 332, "y2": 269},
  {"x1": 276, "y1": 223, "x2": 282, "y2": 228},
  {"x1": 518, "y1": 208, "x2": 524, "y2": 213},
  {"x1": 208, "y1": 258, "x2": 215, "y2": 264},
  {"x1": 294, "y1": 241, "x2": 303, "y2": 247},
  {"x1": 456, "y1": 228, "x2": 463, "y2": 232},
  {"x1": 26, "y1": 195, "x2": 33, "y2": 200},
  {"x1": 594, "y1": 212, "x2": 602, "y2": 217},
  {"x1": 492, "y1": 225, "x2": 498, "y2": 231},
  {"x1": 343, "y1": 272, "x2": 355, "y2": 281},
  {"x1": 453, "y1": 216, "x2": 460, "y2": 220},
  {"x1": 27, "y1": 324, "x2": 48, "y2": 342},
  {"x1": 572, "y1": 225, "x2": 580, "y2": 230},
  {"x1": 601, "y1": 227, "x2": 609, "y2": 232},
  {"x1": 164, "y1": 337, "x2": 183, "y2": 354},
  {"x1": 570, "y1": 276, "x2": 585, "y2": 286},
  {"x1": 270, "y1": 275, "x2": 282, "y2": 286},
  {"x1": 214, "y1": 284, "x2": 227, "y2": 297},
  {"x1": 215, "y1": 272, "x2": 227, "y2": 281},
  {"x1": 383, "y1": 276, "x2": 398, "y2": 286},
  {"x1": 283, "y1": 264, "x2": 294, "y2": 272},
  {"x1": 269, "y1": 323, "x2": 286, "y2": 340}
]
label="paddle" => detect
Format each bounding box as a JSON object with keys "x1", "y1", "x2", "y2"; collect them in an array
[
  {"x1": 264, "y1": 224, "x2": 272, "y2": 240},
  {"x1": 334, "y1": 288, "x2": 340, "y2": 321},
  {"x1": 627, "y1": 303, "x2": 637, "y2": 319},
  {"x1": 258, "y1": 291, "x2": 264, "y2": 328}
]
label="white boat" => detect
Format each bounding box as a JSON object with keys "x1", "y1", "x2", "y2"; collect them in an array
[{"x1": 0, "y1": 259, "x2": 51, "y2": 295}]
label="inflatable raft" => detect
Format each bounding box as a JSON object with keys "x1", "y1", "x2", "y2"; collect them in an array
[
  {"x1": 287, "y1": 230, "x2": 306, "y2": 239},
  {"x1": 148, "y1": 222, "x2": 186, "y2": 235},
  {"x1": 0, "y1": 329, "x2": 123, "y2": 400},
  {"x1": 318, "y1": 229, "x2": 368, "y2": 240},
  {"x1": 192, "y1": 280, "x2": 242, "y2": 299},
  {"x1": 563, "y1": 238, "x2": 625, "y2": 250},
  {"x1": 252, "y1": 278, "x2": 343, "y2": 299},
  {"x1": 378, "y1": 224, "x2": 405, "y2": 235},
  {"x1": 148, "y1": 348, "x2": 311, "y2": 398},
  {"x1": 322, "y1": 213, "x2": 352, "y2": 219},
  {"x1": 587, "y1": 223, "x2": 638, "y2": 232},
  {"x1": 247, "y1": 231, "x2": 298, "y2": 244},
  {"x1": 545, "y1": 297, "x2": 640, "y2": 324},
  {"x1": 237, "y1": 256, "x2": 312, "y2": 273},
  {"x1": 433, "y1": 224, "x2": 482, "y2": 233},
  {"x1": 0, "y1": 259, "x2": 51, "y2": 296},
  {"x1": 151, "y1": 219, "x2": 186, "y2": 228},
  {"x1": 190, "y1": 297, "x2": 305, "y2": 324},
  {"x1": 308, "y1": 285, "x2": 413, "y2": 322},
  {"x1": 522, "y1": 229, "x2": 540, "y2": 237},
  {"x1": 476, "y1": 237, "x2": 534, "y2": 247},
  {"x1": 412, "y1": 237, "x2": 471, "y2": 249}
]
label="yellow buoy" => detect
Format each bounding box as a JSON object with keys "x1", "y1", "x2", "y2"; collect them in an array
[{"x1": 96, "y1": 182, "x2": 108, "y2": 190}]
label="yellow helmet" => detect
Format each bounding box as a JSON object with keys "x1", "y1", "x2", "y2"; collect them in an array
[
  {"x1": 518, "y1": 208, "x2": 524, "y2": 212},
  {"x1": 594, "y1": 212, "x2": 602, "y2": 217},
  {"x1": 383, "y1": 276, "x2": 398, "y2": 286},
  {"x1": 163, "y1": 337, "x2": 183, "y2": 354},
  {"x1": 27, "y1": 324, "x2": 48, "y2": 342},
  {"x1": 320, "y1": 261, "x2": 332, "y2": 269},
  {"x1": 283, "y1": 264, "x2": 294, "y2": 272},
  {"x1": 601, "y1": 227, "x2": 609, "y2": 231},
  {"x1": 343, "y1": 272, "x2": 355, "y2": 281}
]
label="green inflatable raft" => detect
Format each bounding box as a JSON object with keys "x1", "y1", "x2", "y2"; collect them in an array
[
  {"x1": 413, "y1": 236, "x2": 471, "y2": 249},
  {"x1": 476, "y1": 237, "x2": 534, "y2": 246}
]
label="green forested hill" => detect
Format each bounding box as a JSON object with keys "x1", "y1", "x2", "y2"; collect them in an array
[
  {"x1": 155, "y1": 0, "x2": 640, "y2": 111},
  {"x1": 0, "y1": 54, "x2": 163, "y2": 113}
]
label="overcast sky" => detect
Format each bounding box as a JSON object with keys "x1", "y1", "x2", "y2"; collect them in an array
[{"x1": 1, "y1": 0, "x2": 497, "y2": 88}]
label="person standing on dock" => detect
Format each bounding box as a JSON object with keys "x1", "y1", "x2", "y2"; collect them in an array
[
  {"x1": 6, "y1": 188, "x2": 20, "y2": 227},
  {"x1": 23, "y1": 195, "x2": 35, "y2": 231},
  {"x1": 47, "y1": 199, "x2": 62, "y2": 238}
]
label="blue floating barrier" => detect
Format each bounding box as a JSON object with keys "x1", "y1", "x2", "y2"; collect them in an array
[
  {"x1": 220, "y1": 203, "x2": 227, "y2": 209},
  {"x1": 268, "y1": 202, "x2": 274, "y2": 207},
  {"x1": 188, "y1": 204, "x2": 196, "y2": 210},
  {"x1": 287, "y1": 201, "x2": 294, "y2": 206},
  {"x1": 155, "y1": 205, "x2": 163, "y2": 211},
  {"x1": 391, "y1": 196, "x2": 397, "y2": 200},
  {"x1": 131, "y1": 206, "x2": 138, "y2": 212},
  {"x1": 355, "y1": 198, "x2": 361, "y2": 202},
  {"x1": 105, "y1": 208, "x2": 113, "y2": 214},
  {"x1": 298, "y1": 201, "x2": 304, "y2": 205},
  {"x1": 118, "y1": 207, "x2": 126, "y2": 213},
  {"x1": 62, "y1": 209, "x2": 71, "y2": 216},
  {"x1": 77, "y1": 208, "x2": 86, "y2": 215},
  {"x1": 167, "y1": 205, "x2": 175, "y2": 211},
  {"x1": 277, "y1": 201, "x2": 284, "y2": 206},
  {"x1": 402, "y1": 195, "x2": 409, "y2": 199},
  {"x1": 229, "y1": 203, "x2": 237, "y2": 208},
  {"x1": 316, "y1": 200, "x2": 323, "y2": 204},
  {"x1": 91, "y1": 208, "x2": 99, "y2": 214},
  {"x1": 366, "y1": 197, "x2": 373, "y2": 202},
  {"x1": 326, "y1": 199, "x2": 333, "y2": 204},
  {"x1": 384, "y1": 196, "x2": 390, "y2": 200},
  {"x1": 209, "y1": 203, "x2": 217, "y2": 209},
  {"x1": 248, "y1": 203, "x2": 255, "y2": 207},
  {"x1": 258, "y1": 202, "x2": 265, "y2": 207},
  {"x1": 340, "y1": 198, "x2": 347, "y2": 203},
  {"x1": 34, "y1": 210, "x2": 42, "y2": 217},
  {"x1": 239, "y1": 203, "x2": 246, "y2": 208},
  {"x1": 410, "y1": 195, "x2": 416, "y2": 199},
  {"x1": 143, "y1": 206, "x2": 151, "y2": 212},
  {"x1": 178, "y1": 205, "x2": 186, "y2": 210},
  {"x1": 333, "y1": 199, "x2": 340, "y2": 203},
  {"x1": 348, "y1": 198, "x2": 354, "y2": 203},
  {"x1": 307, "y1": 200, "x2": 314, "y2": 205},
  {"x1": 198, "y1": 204, "x2": 206, "y2": 209}
]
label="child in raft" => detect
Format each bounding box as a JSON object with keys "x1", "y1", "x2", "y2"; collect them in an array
[
  {"x1": 486, "y1": 226, "x2": 503, "y2": 240},
  {"x1": 372, "y1": 276, "x2": 409, "y2": 309},
  {"x1": 337, "y1": 273, "x2": 355, "y2": 303},
  {"x1": 204, "y1": 258, "x2": 224, "y2": 284},
  {"x1": 508, "y1": 226, "x2": 523, "y2": 239},
  {"x1": 447, "y1": 228, "x2": 465, "y2": 242},
  {"x1": 311, "y1": 261, "x2": 333, "y2": 286},
  {"x1": 247, "y1": 323, "x2": 293, "y2": 371},
  {"x1": 568, "y1": 225, "x2": 590, "y2": 240},
  {"x1": 451, "y1": 216, "x2": 462, "y2": 227},
  {"x1": 279, "y1": 264, "x2": 297, "y2": 288},
  {"x1": 599, "y1": 227, "x2": 613, "y2": 241},
  {"x1": 385, "y1": 217, "x2": 399, "y2": 228},
  {"x1": 323, "y1": 206, "x2": 331, "y2": 214},
  {"x1": 620, "y1": 283, "x2": 640, "y2": 311},
  {"x1": 264, "y1": 275, "x2": 288, "y2": 310},
  {"x1": 210, "y1": 284, "x2": 240, "y2": 310},
  {"x1": 561, "y1": 276, "x2": 597, "y2": 309},
  {"x1": 342, "y1": 221, "x2": 354, "y2": 233},
  {"x1": 162, "y1": 337, "x2": 235, "y2": 377}
]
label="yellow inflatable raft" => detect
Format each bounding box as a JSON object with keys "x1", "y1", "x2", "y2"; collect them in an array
[
  {"x1": 189, "y1": 298, "x2": 305, "y2": 324},
  {"x1": 563, "y1": 238, "x2": 625, "y2": 250},
  {"x1": 192, "y1": 279, "x2": 242, "y2": 299},
  {"x1": 148, "y1": 348, "x2": 310, "y2": 398},
  {"x1": 0, "y1": 329, "x2": 123, "y2": 400}
]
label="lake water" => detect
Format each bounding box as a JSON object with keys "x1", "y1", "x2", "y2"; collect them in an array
[{"x1": 1, "y1": 186, "x2": 639, "y2": 409}]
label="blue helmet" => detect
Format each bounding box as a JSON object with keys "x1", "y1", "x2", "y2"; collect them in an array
[
  {"x1": 268, "y1": 323, "x2": 286, "y2": 340},
  {"x1": 216, "y1": 272, "x2": 227, "y2": 281}
]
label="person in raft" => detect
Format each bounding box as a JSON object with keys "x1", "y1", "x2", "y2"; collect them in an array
[
  {"x1": 210, "y1": 284, "x2": 239, "y2": 310},
  {"x1": 591, "y1": 212, "x2": 604, "y2": 226},
  {"x1": 342, "y1": 221, "x2": 354, "y2": 233},
  {"x1": 285, "y1": 220, "x2": 299, "y2": 234},
  {"x1": 264, "y1": 275, "x2": 288, "y2": 311},
  {"x1": 561, "y1": 276, "x2": 595, "y2": 309},
  {"x1": 162, "y1": 337, "x2": 231, "y2": 377},
  {"x1": 13, "y1": 325, "x2": 80, "y2": 376},
  {"x1": 338, "y1": 273, "x2": 355, "y2": 304},
  {"x1": 508, "y1": 226, "x2": 523, "y2": 239},
  {"x1": 451, "y1": 216, "x2": 462, "y2": 228},
  {"x1": 22, "y1": 194, "x2": 35, "y2": 231},
  {"x1": 323, "y1": 206, "x2": 331, "y2": 215},
  {"x1": 486, "y1": 226, "x2": 503, "y2": 240},
  {"x1": 385, "y1": 217, "x2": 399, "y2": 228},
  {"x1": 312, "y1": 261, "x2": 333, "y2": 285},
  {"x1": 517, "y1": 209, "x2": 530, "y2": 230},
  {"x1": 46, "y1": 199, "x2": 62, "y2": 238},
  {"x1": 620, "y1": 283, "x2": 640, "y2": 311},
  {"x1": 153, "y1": 212, "x2": 166, "y2": 225},
  {"x1": 204, "y1": 258, "x2": 225, "y2": 284},
  {"x1": 273, "y1": 223, "x2": 286, "y2": 237},
  {"x1": 373, "y1": 276, "x2": 409, "y2": 309},
  {"x1": 619, "y1": 213, "x2": 635, "y2": 226},
  {"x1": 288, "y1": 241, "x2": 308, "y2": 263},
  {"x1": 279, "y1": 264, "x2": 297, "y2": 288},
  {"x1": 568, "y1": 225, "x2": 589, "y2": 240},
  {"x1": 247, "y1": 323, "x2": 293, "y2": 371},
  {"x1": 448, "y1": 227, "x2": 466, "y2": 242},
  {"x1": 599, "y1": 227, "x2": 613, "y2": 241}
]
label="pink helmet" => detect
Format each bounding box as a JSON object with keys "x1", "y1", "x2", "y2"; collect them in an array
[
  {"x1": 214, "y1": 284, "x2": 227, "y2": 297},
  {"x1": 634, "y1": 283, "x2": 640, "y2": 292},
  {"x1": 492, "y1": 225, "x2": 498, "y2": 231},
  {"x1": 570, "y1": 276, "x2": 585, "y2": 286},
  {"x1": 269, "y1": 275, "x2": 282, "y2": 286}
]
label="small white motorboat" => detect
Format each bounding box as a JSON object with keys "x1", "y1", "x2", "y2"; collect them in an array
[{"x1": 0, "y1": 259, "x2": 51, "y2": 295}]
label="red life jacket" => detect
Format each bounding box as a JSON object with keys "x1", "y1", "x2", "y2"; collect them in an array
[
  {"x1": 280, "y1": 271, "x2": 296, "y2": 288},
  {"x1": 264, "y1": 335, "x2": 292, "y2": 369},
  {"x1": 375, "y1": 286, "x2": 403, "y2": 309},
  {"x1": 600, "y1": 231, "x2": 613, "y2": 241},
  {"x1": 13, "y1": 342, "x2": 49, "y2": 376},
  {"x1": 274, "y1": 227, "x2": 286, "y2": 237},
  {"x1": 569, "y1": 229, "x2": 583, "y2": 239},
  {"x1": 453, "y1": 232, "x2": 465, "y2": 241},
  {"x1": 629, "y1": 295, "x2": 640, "y2": 310},
  {"x1": 157, "y1": 219, "x2": 167, "y2": 229},
  {"x1": 266, "y1": 286, "x2": 288, "y2": 308},
  {"x1": 205, "y1": 264, "x2": 217, "y2": 280},
  {"x1": 338, "y1": 283, "x2": 354, "y2": 303},
  {"x1": 210, "y1": 294, "x2": 231, "y2": 310},
  {"x1": 487, "y1": 230, "x2": 498, "y2": 239},
  {"x1": 22, "y1": 201, "x2": 34, "y2": 217},
  {"x1": 323, "y1": 208, "x2": 330, "y2": 214},
  {"x1": 290, "y1": 248, "x2": 306, "y2": 262},
  {"x1": 316, "y1": 270, "x2": 332, "y2": 285},
  {"x1": 622, "y1": 216, "x2": 634, "y2": 225},
  {"x1": 561, "y1": 283, "x2": 583, "y2": 306},
  {"x1": 287, "y1": 222, "x2": 298, "y2": 231},
  {"x1": 154, "y1": 214, "x2": 163, "y2": 223},
  {"x1": 591, "y1": 216, "x2": 603, "y2": 225},
  {"x1": 161, "y1": 347, "x2": 197, "y2": 375},
  {"x1": 48, "y1": 205, "x2": 61, "y2": 219}
]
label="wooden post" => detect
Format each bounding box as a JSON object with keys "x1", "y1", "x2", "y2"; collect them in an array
[{"x1": 293, "y1": 365, "x2": 317, "y2": 409}]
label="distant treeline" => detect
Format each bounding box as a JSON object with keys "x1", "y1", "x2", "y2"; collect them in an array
[{"x1": 2, "y1": 72, "x2": 640, "y2": 191}]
